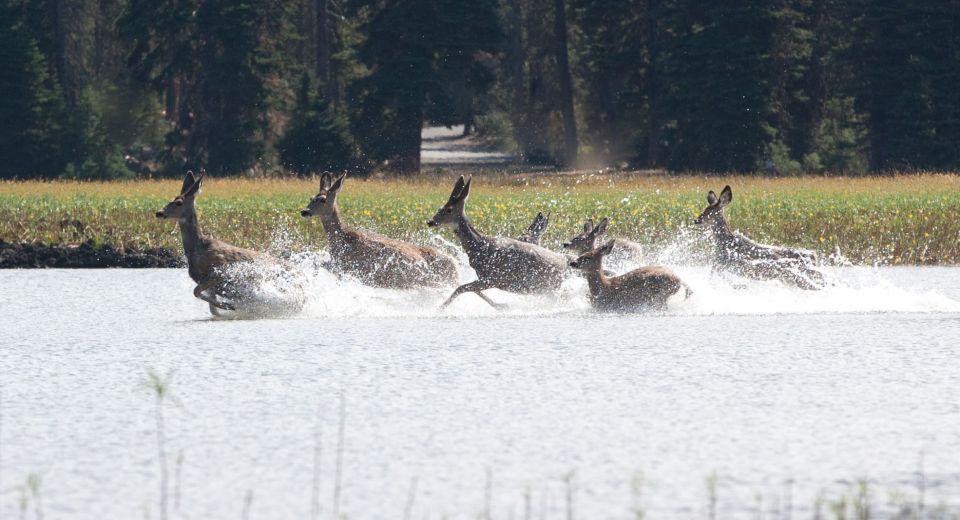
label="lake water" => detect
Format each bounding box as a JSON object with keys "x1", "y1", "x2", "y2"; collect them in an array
[{"x1": 2, "y1": 263, "x2": 960, "y2": 519}]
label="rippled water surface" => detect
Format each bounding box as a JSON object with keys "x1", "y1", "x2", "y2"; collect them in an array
[{"x1": 2, "y1": 265, "x2": 960, "y2": 519}]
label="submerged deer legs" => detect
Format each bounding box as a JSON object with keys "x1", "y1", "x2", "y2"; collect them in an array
[
  {"x1": 440, "y1": 281, "x2": 506, "y2": 310},
  {"x1": 193, "y1": 280, "x2": 236, "y2": 311}
]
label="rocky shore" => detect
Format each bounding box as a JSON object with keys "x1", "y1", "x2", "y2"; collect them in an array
[{"x1": 0, "y1": 239, "x2": 182, "y2": 268}]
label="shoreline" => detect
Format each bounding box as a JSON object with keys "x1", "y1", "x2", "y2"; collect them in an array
[
  {"x1": 0, "y1": 239, "x2": 182, "y2": 268},
  {"x1": 1, "y1": 240, "x2": 956, "y2": 268}
]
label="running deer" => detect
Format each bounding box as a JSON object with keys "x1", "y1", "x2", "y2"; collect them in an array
[
  {"x1": 569, "y1": 241, "x2": 691, "y2": 312},
  {"x1": 562, "y1": 217, "x2": 644, "y2": 266},
  {"x1": 516, "y1": 212, "x2": 550, "y2": 245},
  {"x1": 156, "y1": 171, "x2": 303, "y2": 315},
  {"x1": 695, "y1": 185, "x2": 825, "y2": 290},
  {"x1": 427, "y1": 176, "x2": 568, "y2": 309},
  {"x1": 301, "y1": 173, "x2": 458, "y2": 289}
]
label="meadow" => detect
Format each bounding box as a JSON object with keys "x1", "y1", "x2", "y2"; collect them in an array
[{"x1": 1, "y1": 172, "x2": 958, "y2": 265}]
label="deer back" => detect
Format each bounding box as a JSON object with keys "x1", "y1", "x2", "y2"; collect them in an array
[
  {"x1": 466, "y1": 235, "x2": 568, "y2": 294},
  {"x1": 593, "y1": 266, "x2": 684, "y2": 311}
]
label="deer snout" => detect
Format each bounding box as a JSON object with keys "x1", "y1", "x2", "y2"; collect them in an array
[
  {"x1": 562, "y1": 242, "x2": 572, "y2": 248},
  {"x1": 427, "y1": 220, "x2": 437, "y2": 227},
  {"x1": 300, "y1": 209, "x2": 311, "y2": 217},
  {"x1": 569, "y1": 260, "x2": 580, "y2": 268},
  {"x1": 155, "y1": 211, "x2": 164, "y2": 218}
]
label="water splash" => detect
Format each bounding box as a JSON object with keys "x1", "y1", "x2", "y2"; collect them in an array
[{"x1": 212, "y1": 228, "x2": 960, "y2": 319}]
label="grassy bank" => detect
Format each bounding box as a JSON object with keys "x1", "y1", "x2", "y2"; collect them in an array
[{"x1": 1, "y1": 173, "x2": 958, "y2": 265}]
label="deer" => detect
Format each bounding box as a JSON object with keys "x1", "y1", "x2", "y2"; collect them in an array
[
  {"x1": 427, "y1": 176, "x2": 569, "y2": 309},
  {"x1": 569, "y1": 240, "x2": 691, "y2": 312},
  {"x1": 156, "y1": 171, "x2": 304, "y2": 315},
  {"x1": 562, "y1": 217, "x2": 644, "y2": 267},
  {"x1": 695, "y1": 185, "x2": 826, "y2": 290},
  {"x1": 516, "y1": 211, "x2": 550, "y2": 245},
  {"x1": 301, "y1": 172, "x2": 459, "y2": 289}
]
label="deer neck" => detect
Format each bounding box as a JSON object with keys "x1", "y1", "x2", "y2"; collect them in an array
[
  {"x1": 319, "y1": 205, "x2": 347, "y2": 245},
  {"x1": 581, "y1": 265, "x2": 609, "y2": 296},
  {"x1": 177, "y1": 208, "x2": 204, "y2": 260},
  {"x1": 452, "y1": 213, "x2": 485, "y2": 252},
  {"x1": 710, "y1": 216, "x2": 735, "y2": 244}
]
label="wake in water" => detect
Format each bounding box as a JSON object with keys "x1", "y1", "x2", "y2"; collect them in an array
[{"x1": 215, "y1": 236, "x2": 960, "y2": 319}]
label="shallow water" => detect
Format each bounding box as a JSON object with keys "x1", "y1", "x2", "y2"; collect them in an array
[{"x1": 2, "y1": 263, "x2": 960, "y2": 519}]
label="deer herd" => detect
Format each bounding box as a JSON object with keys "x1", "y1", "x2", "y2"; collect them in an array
[{"x1": 156, "y1": 171, "x2": 827, "y2": 316}]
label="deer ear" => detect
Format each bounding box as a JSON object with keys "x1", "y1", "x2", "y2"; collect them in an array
[
  {"x1": 330, "y1": 173, "x2": 346, "y2": 193},
  {"x1": 599, "y1": 240, "x2": 615, "y2": 255},
  {"x1": 594, "y1": 217, "x2": 609, "y2": 236},
  {"x1": 719, "y1": 185, "x2": 733, "y2": 206},
  {"x1": 583, "y1": 219, "x2": 593, "y2": 233},
  {"x1": 707, "y1": 191, "x2": 718, "y2": 205},
  {"x1": 448, "y1": 176, "x2": 466, "y2": 202},
  {"x1": 184, "y1": 172, "x2": 203, "y2": 198},
  {"x1": 459, "y1": 176, "x2": 473, "y2": 201},
  {"x1": 320, "y1": 172, "x2": 332, "y2": 190},
  {"x1": 180, "y1": 171, "x2": 196, "y2": 195}
]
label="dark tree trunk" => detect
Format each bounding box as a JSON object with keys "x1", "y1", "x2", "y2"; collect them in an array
[
  {"x1": 553, "y1": 0, "x2": 578, "y2": 168},
  {"x1": 645, "y1": 0, "x2": 660, "y2": 167},
  {"x1": 316, "y1": 0, "x2": 331, "y2": 94},
  {"x1": 393, "y1": 104, "x2": 423, "y2": 175},
  {"x1": 49, "y1": 0, "x2": 68, "y2": 97},
  {"x1": 504, "y1": 0, "x2": 532, "y2": 156}
]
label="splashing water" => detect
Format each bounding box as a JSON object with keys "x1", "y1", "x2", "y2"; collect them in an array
[{"x1": 217, "y1": 238, "x2": 960, "y2": 319}]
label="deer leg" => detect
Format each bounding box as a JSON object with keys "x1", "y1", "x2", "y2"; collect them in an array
[
  {"x1": 440, "y1": 281, "x2": 504, "y2": 310},
  {"x1": 472, "y1": 291, "x2": 508, "y2": 311},
  {"x1": 193, "y1": 282, "x2": 236, "y2": 311}
]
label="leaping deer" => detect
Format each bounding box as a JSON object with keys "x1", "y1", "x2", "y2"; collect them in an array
[
  {"x1": 301, "y1": 173, "x2": 459, "y2": 289},
  {"x1": 562, "y1": 217, "x2": 644, "y2": 267},
  {"x1": 695, "y1": 185, "x2": 825, "y2": 290},
  {"x1": 569, "y1": 240, "x2": 691, "y2": 312},
  {"x1": 427, "y1": 176, "x2": 568, "y2": 309},
  {"x1": 156, "y1": 171, "x2": 304, "y2": 315}
]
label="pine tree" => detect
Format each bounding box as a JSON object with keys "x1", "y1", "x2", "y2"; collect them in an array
[
  {"x1": 0, "y1": 0, "x2": 67, "y2": 179},
  {"x1": 850, "y1": 0, "x2": 960, "y2": 171},
  {"x1": 573, "y1": 0, "x2": 655, "y2": 166},
  {"x1": 351, "y1": 0, "x2": 501, "y2": 175},
  {"x1": 278, "y1": 73, "x2": 356, "y2": 175},
  {"x1": 660, "y1": 1, "x2": 809, "y2": 173},
  {"x1": 192, "y1": 0, "x2": 272, "y2": 174}
]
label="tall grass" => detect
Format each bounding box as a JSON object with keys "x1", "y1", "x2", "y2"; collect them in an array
[
  {"x1": 1, "y1": 173, "x2": 958, "y2": 264},
  {"x1": 143, "y1": 369, "x2": 177, "y2": 520}
]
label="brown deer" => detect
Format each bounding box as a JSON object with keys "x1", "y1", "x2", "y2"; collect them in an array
[
  {"x1": 516, "y1": 211, "x2": 550, "y2": 245},
  {"x1": 301, "y1": 173, "x2": 458, "y2": 289},
  {"x1": 156, "y1": 171, "x2": 304, "y2": 315},
  {"x1": 562, "y1": 217, "x2": 644, "y2": 265},
  {"x1": 569, "y1": 241, "x2": 691, "y2": 312},
  {"x1": 695, "y1": 185, "x2": 825, "y2": 290},
  {"x1": 427, "y1": 176, "x2": 568, "y2": 309}
]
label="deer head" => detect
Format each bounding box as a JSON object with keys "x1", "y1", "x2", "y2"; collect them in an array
[
  {"x1": 569, "y1": 240, "x2": 615, "y2": 270},
  {"x1": 301, "y1": 172, "x2": 346, "y2": 218},
  {"x1": 427, "y1": 175, "x2": 472, "y2": 228},
  {"x1": 156, "y1": 171, "x2": 204, "y2": 220},
  {"x1": 562, "y1": 217, "x2": 609, "y2": 253},
  {"x1": 694, "y1": 185, "x2": 733, "y2": 226}
]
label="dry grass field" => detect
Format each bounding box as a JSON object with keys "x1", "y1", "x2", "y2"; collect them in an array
[{"x1": 1, "y1": 172, "x2": 958, "y2": 264}]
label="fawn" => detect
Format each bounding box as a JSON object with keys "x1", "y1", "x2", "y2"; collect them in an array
[
  {"x1": 570, "y1": 241, "x2": 690, "y2": 312},
  {"x1": 562, "y1": 217, "x2": 644, "y2": 267}
]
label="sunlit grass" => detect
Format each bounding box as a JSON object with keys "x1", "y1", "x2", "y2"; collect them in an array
[{"x1": 1, "y1": 173, "x2": 958, "y2": 264}]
